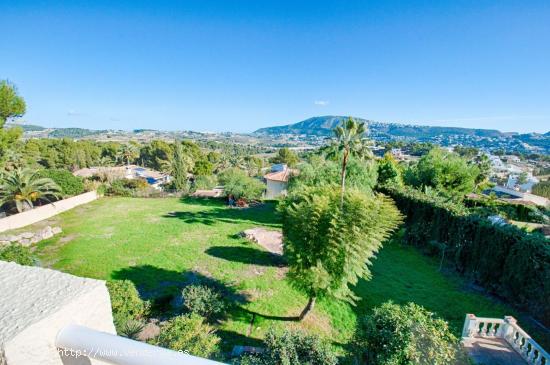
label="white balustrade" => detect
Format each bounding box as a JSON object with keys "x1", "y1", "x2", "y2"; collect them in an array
[
  {"x1": 462, "y1": 314, "x2": 549, "y2": 365},
  {"x1": 56, "y1": 324, "x2": 225, "y2": 365}
]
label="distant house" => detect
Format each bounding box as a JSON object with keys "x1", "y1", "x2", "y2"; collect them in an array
[
  {"x1": 73, "y1": 165, "x2": 171, "y2": 189},
  {"x1": 505, "y1": 173, "x2": 539, "y2": 193},
  {"x1": 264, "y1": 164, "x2": 294, "y2": 199}
]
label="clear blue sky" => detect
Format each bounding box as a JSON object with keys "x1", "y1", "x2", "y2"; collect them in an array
[{"x1": 2, "y1": 0, "x2": 549, "y2": 133}]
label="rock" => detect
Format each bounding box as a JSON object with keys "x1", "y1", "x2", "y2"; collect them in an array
[
  {"x1": 138, "y1": 320, "x2": 161, "y2": 341},
  {"x1": 20, "y1": 232, "x2": 34, "y2": 239},
  {"x1": 52, "y1": 227, "x2": 62, "y2": 235},
  {"x1": 0, "y1": 240, "x2": 10, "y2": 247},
  {"x1": 6, "y1": 235, "x2": 18, "y2": 242},
  {"x1": 19, "y1": 239, "x2": 31, "y2": 247}
]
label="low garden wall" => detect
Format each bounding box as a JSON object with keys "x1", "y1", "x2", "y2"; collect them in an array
[{"x1": 0, "y1": 191, "x2": 98, "y2": 233}]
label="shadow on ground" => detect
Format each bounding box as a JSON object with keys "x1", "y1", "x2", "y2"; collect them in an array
[
  {"x1": 205, "y1": 246, "x2": 286, "y2": 267},
  {"x1": 162, "y1": 198, "x2": 280, "y2": 227},
  {"x1": 111, "y1": 264, "x2": 281, "y2": 349}
]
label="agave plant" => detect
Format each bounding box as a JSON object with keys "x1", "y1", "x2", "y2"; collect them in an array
[
  {"x1": 118, "y1": 319, "x2": 145, "y2": 340},
  {"x1": 0, "y1": 168, "x2": 61, "y2": 213}
]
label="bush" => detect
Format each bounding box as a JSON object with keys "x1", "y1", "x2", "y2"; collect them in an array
[
  {"x1": 234, "y1": 327, "x2": 337, "y2": 365},
  {"x1": 356, "y1": 301, "x2": 467, "y2": 365},
  {"x1": 154, "y1": 314, "x2": 220, "y2": 358},
  {"x1": 381, "y1": 186, "x2": 550, "y2": 326},
  {"x1": 38, "y1": 169, "x2": 84, "y2": 197},
  {"x1": 219, "y1": 168, "x2": 264, "y2": 200},
  {"x1": 106, "y1": 280, "x2": 149, "y2": 326},
  {"x1": 193, "y1": 175, "x2": 218, "y2": 191},
  {"x1": 105, "y1": 179, "x2": 133, "y2": 197},
  {"x1": 181, "y1": 284, "x2": 225, "y2": 321},
  {"x1": 0, "y1": 244, "x2": 34, "y2": 265}
]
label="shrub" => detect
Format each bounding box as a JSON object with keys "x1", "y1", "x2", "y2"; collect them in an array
[
  {"x1": 181, "y1": 284, "x2": 225, "y2": 321},
  {"x1": 356, "y1": 301, "x2": 467, "y2": 365},
  {"x1": 105, "y1": 179, "x2": 133, "y2": 197},
  {"x1": 118, "y1": 319, "x2": 145, "y2": 340},
  {"x1": 234, "y1": 327, "x2": 337, "y2": 365},
  {"x1": 38, "y1": 169, "x2": 84, "y2": 197},
  {"x1": 219, "y1": 168, "x2": 264, "y2": 200},
  {"x1": 106, "y1": 280, "x2": 149, "y2": 326},
  {"x1": 193, "y1": 175, "x2": 218, "y2": 191},
  {"x1": 0, "y1": 244, "x2": 34, "y2": 265},
  {"x1": 154, "y1": 314, "x2": 220, "y2": 358}
]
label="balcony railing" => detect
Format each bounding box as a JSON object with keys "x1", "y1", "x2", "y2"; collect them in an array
[
  {"x1": 462, "y1": 314, "x2": 549, "y2": 365},
  {"x1": 56, "y1": 324, "x2": 226, "y2": 365}
]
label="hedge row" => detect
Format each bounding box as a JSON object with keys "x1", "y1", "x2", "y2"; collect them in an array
[{"x1": 381, "y1": 186, "x2": 550, "y2": 326}]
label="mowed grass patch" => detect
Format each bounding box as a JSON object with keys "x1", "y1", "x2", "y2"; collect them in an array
[{"x1": 33, "y1": 197, "x2": 547, "y2": 350}]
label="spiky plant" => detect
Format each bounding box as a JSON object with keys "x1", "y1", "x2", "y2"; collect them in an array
[
  {"x1": 0, "y1": 168, "x2": 61, "y2": 212},
  {"x1": 118, "y1": 319, "x2": 145, "y2": 340}
]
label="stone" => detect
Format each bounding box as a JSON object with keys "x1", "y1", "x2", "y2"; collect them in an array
[
  {"x1": 52, "y1": 226, "x2": 62, "y2": 235},
  {"x1": 20, "y1": 232, "x2": 34, "y2": 239},
  {"x1": 19, "y1": 239, "x2": 31, "y2": 247},
  {"x1": 0, "y1": 240, "x2": 10, "y2": 247}
]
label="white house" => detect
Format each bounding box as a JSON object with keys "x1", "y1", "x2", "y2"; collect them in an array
[{"x1": 264, "y1": 164, "x2": 293, "y2": 199}]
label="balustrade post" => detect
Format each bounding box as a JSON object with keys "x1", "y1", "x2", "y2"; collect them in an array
[
  {"x1": 499, "y1": 316, "x2": 517, "y2": 341},
  {"x1": 461, "y1": 313, "x2": 477, "y2": 339}
]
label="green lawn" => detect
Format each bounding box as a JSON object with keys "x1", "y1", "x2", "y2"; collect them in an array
[{"x1": 31, "y1": 197, "x2": 547, "y2": 351}]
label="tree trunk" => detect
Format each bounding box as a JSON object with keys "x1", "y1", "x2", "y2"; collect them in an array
[
  {"x1": 340, "y1": 149, "x2": 349, "y2": 208},
  {"x1": 299, "y1": 296, "x2": 316, "y2": 321}
]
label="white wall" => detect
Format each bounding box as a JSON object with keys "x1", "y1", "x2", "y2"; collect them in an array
[
  {"x1": 0, "y1": 191, "x2": 98, "y2": 233},
  {"x1": 265, "y1": 180, "x2": 287, "y2": 199}
]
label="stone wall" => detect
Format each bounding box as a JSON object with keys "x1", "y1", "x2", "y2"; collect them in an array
[
  {"x1": 0, "y1": 226, "x2": 62, "y2": 247},
  {"x1": 0, "y1": 191, "x2": 98, "y2": 233}
]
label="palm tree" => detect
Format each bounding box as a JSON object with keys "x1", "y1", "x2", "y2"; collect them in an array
[
  {"x1": 0, "y1": 168, "x2": 61, "y2": 213},
  {"x1": 117, "y1": 143, "x2": 139, "y2": 166},
  {"x1": 332, "y1": 117, "x2": 372, "y2": 206}
]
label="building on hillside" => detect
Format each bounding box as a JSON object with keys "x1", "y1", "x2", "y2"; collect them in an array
[
  {"x1": 505, "y1": 173, "x2": 539, "y2": 193},
  {"x1": 263, "y1": 164, "x2": 294, "y2": 199}
]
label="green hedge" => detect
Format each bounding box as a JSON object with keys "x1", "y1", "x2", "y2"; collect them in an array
[{"x1": 381, "y1": 186, "x2": 550, "y2": 326}]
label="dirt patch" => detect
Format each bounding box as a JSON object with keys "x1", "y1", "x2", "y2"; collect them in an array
[
  {"x1": 59, "y1": 233, "x2": 79, "y2": 243},
  {"x1": 241, "y1": 228, "x2": 283, "y2": 255}
]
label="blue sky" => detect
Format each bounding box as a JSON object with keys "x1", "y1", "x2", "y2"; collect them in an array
[{"x1": 1, "y1": 0, "x2": 549, "y2": 133}]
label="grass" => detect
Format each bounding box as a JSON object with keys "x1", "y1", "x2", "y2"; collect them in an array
[{"x1": 31, "y1": 197, "x2": 548, "y2": 351}]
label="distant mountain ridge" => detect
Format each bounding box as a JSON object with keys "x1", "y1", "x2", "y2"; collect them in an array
[{"x1": 254, "y1": 116, "x2": 506, "y2": 138}]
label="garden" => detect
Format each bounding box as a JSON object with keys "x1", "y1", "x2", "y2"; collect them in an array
[{"x1": 12, "y1": 195, "x2": 541, "y2": 361}]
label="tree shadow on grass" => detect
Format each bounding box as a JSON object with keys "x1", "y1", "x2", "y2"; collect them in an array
[
  {"x1": 163, "y1": 199, "x2": 280, "y2": 228},
  {"x1": 205, "y1": 246, "x2": 286, "y2": 267},
  {"x1": 111, "y1": 265, "x2": 250, "y2": 316}
]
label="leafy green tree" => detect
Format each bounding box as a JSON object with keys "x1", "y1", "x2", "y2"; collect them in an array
[
  {"x1": 517, "y1": 172, "x2": 528, "y2": 185},
  {"x1": 270, "y1": 147, "x2": 299, "y2": 167},
  {"x1": 280, "y1": 186, "x2": 402, "y2": 319},
  {"x1": 289, "y1": 155, "x2": 377, "y2": 194},
  {"x1": 193, "y1": 159, "x2": 214, "y2": 176},
  {"x1": 218, "y1": 168, "x2": 264, "y2": 199},
  {"x1": 473, "y1": 154, "x2": 492, "y2": 190},
  {"x1": 169, "y1": 140, "x2": 193, "y2": 191},
  {"x1": 0, "y1": 168, "x2": 61, "y2": 212},
  {"x1": 38, "y1": 169, "x2": 84, "y2": 197},
  {"x1": 355, "y1": 301, "x2": 467, "y2": 365},
  {"x1": 140, "y1": 140, "x2": 171, "y2": 171},
  {"x1": 532, "y1": 180, "x2": 550, "y2": 198},
  {"x1": 0, "y1": 80, "x2": 26, "y2": 127},
  {"x1": 331, "y1": 117, "x2": 372, "y2": 206},
  {"x1": 377, "y1": 153, "x2": 403, "y2": 187},
  {"x1": 406, "y1": 147, "x2": 479, "y2": 199},
  {"x1": 0, "y1": 127, "x2": 23, "y2": 169}
]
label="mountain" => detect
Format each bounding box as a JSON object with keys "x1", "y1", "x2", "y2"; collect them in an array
[{"x1": 254, "y1": 116, "x2": 506, "y2": 139}]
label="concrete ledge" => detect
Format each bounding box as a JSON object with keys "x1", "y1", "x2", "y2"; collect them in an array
[{"x1": 0, "y1": 261, "x2": 115, "y2": 365}]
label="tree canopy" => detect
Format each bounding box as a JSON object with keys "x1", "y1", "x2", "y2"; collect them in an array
[
  {"x1": 279, "y1": 186, "x2": 402, "y2": 318},
  {"x1": 0, "y1": 80, "x2": 26, "y2": 127}
]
